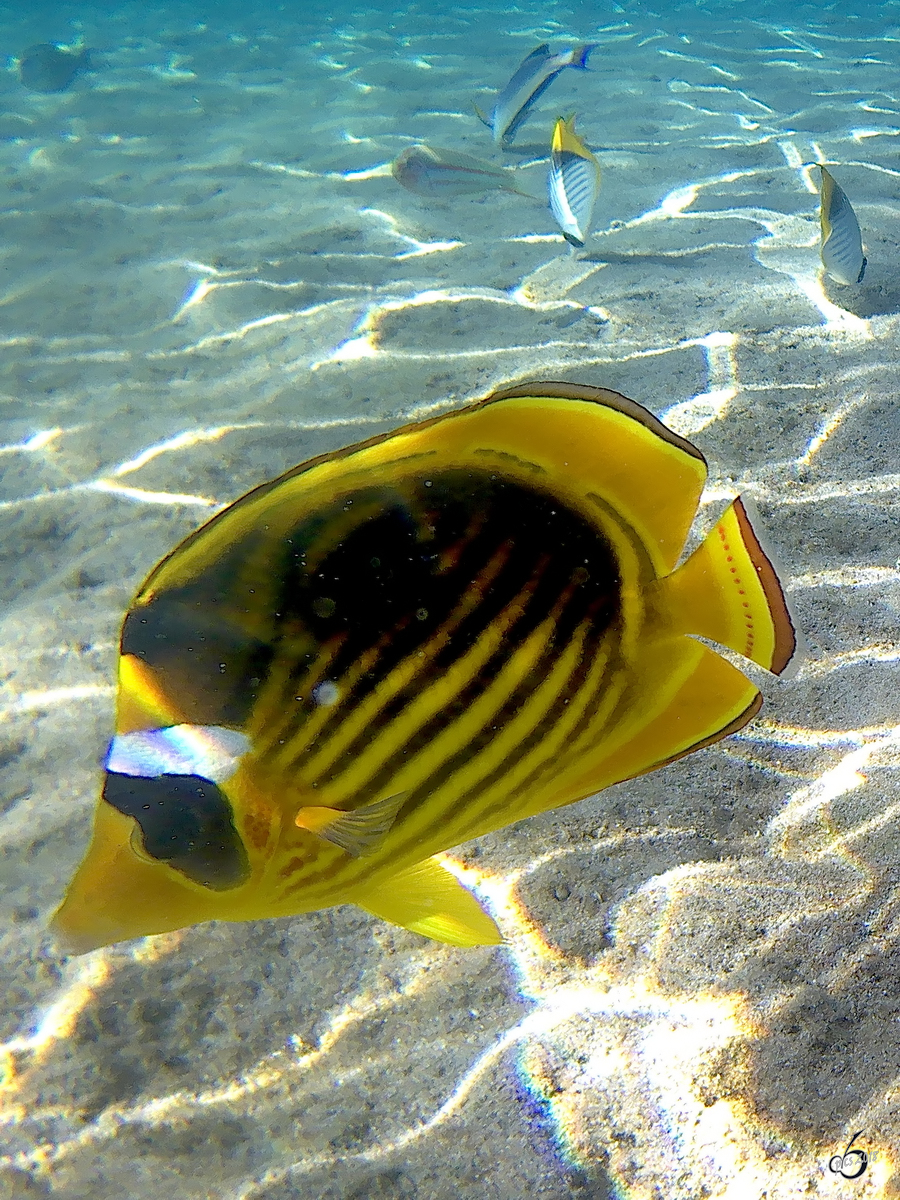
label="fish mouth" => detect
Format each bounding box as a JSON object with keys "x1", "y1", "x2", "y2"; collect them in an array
[
  {"x1": 48, "y1": 912, "x2": 121, "y2": 957},
  {"x1": 49, "y1": 879, "x2": 194, "y2": 956}
]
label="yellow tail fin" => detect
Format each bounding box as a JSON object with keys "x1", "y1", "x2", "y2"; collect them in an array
[{"x1": 662, "y1": 497, "x2": 796, "y2": 674}]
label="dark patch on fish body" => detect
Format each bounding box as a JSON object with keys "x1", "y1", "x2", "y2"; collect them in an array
[
  {"x1": 121, "y1": 586, "x2": 275, "y2": 729},
  {"x1": 103, "y1": 771, "x2": 250, "y2": 889},
  {"x1": 19, "y1": 43, "x2": 91, "y2": 92},
  {"x1": 124, "y1": 470, "x2": 623, "y2": 813}
]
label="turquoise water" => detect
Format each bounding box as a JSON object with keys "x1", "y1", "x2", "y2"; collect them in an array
[{"x1": 2, "y1": 1, "x2": 900, "y2": 1196}]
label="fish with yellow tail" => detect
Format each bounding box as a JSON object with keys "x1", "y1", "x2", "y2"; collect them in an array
[
  {"x1": 819, "y1": 164, "x2": 866, "y2": 285},
  {"x1": 52, "y1": 381, "x2": 796, "y2": 955},
  {"x1": 549, "y1": 114, "x2": 601, "y2": 247}
]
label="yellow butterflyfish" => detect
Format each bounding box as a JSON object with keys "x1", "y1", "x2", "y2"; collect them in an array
[
  {"x1": 52, "y1": 381, "x2": 796, "y2": 955},
  {"x1": 819, "y1": 164, "x2": 866, "y2": 285},
  {"x1": 548, "y1": 114, "x2": 601, "y2": 247}
]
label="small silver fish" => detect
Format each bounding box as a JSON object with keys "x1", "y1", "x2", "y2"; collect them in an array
[
  {"x1": 548, "y1": 114, "x2": 601, "y2": 247},
  {"x1": 477, "y1": 43, "x2": 595, "y2": 145},
  {"x1": 819, "y1": 165, "x2": 866, "y2": 285},
  {"x1": 392, "y1": 144, "x2": 533, "y2": 198}
]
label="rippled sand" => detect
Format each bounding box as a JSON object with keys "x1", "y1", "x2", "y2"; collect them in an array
[{"x1": 2, "y1": 1, "x2": 900, "y2": 1196}]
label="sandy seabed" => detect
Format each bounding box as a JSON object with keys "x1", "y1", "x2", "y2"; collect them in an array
[{"x1": 2, "y1": 0, "x2": 900, "y2": 1196}]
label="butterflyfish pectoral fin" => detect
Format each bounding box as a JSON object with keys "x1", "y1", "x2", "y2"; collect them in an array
[
  {"x1": 659, "y1": 496, "x2": 797, "y2": 675},
  {"x1": 295, "y1": 792, "x2": 408, "y2": 858},
  {"x1": 354, "y1": 858, "x2": 503, "y2": 947}
]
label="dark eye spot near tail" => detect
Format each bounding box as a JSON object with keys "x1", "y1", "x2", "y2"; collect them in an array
[{"x1": 103, "y1": 772, "x2": 250, "y2": 890}]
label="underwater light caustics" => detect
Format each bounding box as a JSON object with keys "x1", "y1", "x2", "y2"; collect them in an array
[
  {"x1": 51, "y1": 382, "x2": 796, "y2": 954},
  {"x1": 819, "y1": 165, "x2": 866, "y2": 285}
]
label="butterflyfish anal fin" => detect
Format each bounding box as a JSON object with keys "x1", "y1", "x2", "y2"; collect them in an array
[
  {"x1": 355, "y1": 858, "x2": 503, "y2": 947},
  {"x1": 660, "y1": 496, "x2": 797, "y2": 675},
  {"x1": 295, "y1": 793, "x2": 408, "y2": 858},
  {"x1": 612, "y1": 645, "x2": 763, "y2": 779}
]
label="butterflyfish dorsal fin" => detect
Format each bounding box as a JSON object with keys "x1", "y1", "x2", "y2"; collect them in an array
[
  {"x1": 551, "y1": 112, "x2": 596, "y2": 161},
  {"x1": 135, "y1": 381, "x2": 708, "y2": 601},
  {"x1": 116, "y1": 653, "x2": 186, "y2": 734},
  {"x1": 477, "y1": 381, "x2": 708, "y2": 574},
  {"x1": 295, "y1": 792, "x2": 408, "y2": 858},
  {"x1": 658, "y1": 496, "x2": 797, "y2": 675},
  {"x1": 819, "y1": 164, "x2": 836, "y2": 240},
  {"x1": 354, "y1": 858, "x2": 503, "y2": 947}
]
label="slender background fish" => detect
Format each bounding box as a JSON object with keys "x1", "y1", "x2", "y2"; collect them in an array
[
  {"x1": 392, "y1": 144, "x2": 535, "y2": 198},
  {"x1": 52, "y1": 381, "x2": 796, "y2": 955},
  {"x1": 18, "y1": 42, "x2": 92, "y2": 92},
  {"x1": 548, "y1": 114, "x2": 601, "y2": 247},
  {"x1": 819, "y1": 164, "x2": 866, "y2": 285},
  {"x1": 478, "y1": 43, "x2": 596, "y2": 145}
]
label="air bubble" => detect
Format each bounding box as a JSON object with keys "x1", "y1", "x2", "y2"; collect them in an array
[{"x1": 313, "y1": 681, "x2": 340, "y2": 707}]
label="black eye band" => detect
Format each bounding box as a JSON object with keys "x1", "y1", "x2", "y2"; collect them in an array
[{"x1": 103, "y1": 772, "x2": 250, "y2": 890}]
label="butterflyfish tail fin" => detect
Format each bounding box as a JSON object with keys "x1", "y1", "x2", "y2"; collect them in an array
[
  {"x1": 295, "y1": 793, "x2": 408, "y2": 858},
  {"x1": 572, "y1": 44, "x2": 596, "y2": 69},
  {"x1": 355, "y1": 858, "x2": 503, "y2": 947},
  {"x1": 662, "y1": 496, "x2": 797, "y2": 675}
]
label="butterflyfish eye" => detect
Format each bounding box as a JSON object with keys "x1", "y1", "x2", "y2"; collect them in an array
[{"x1": 102, "y1": 772, "x2": 250, "y2": 890}]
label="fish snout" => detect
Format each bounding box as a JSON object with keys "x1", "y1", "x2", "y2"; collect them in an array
[{"x1": 50, "y1": 802, "x2": 225, "y2": 954}]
